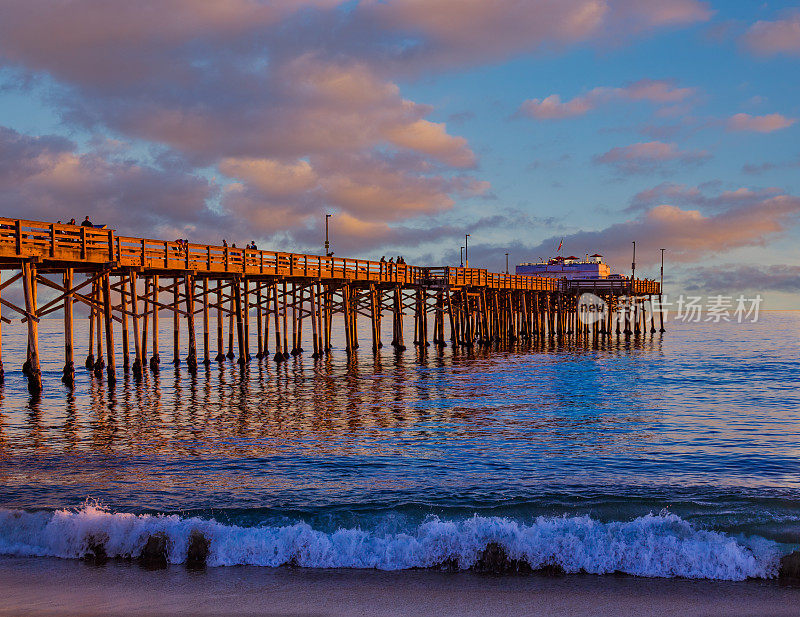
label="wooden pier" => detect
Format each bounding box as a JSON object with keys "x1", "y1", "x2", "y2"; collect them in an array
[{"x1": 0, "y1": 217, "x2": 661, "y2": 394}]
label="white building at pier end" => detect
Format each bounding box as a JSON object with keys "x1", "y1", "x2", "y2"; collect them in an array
[{"x1": 515, "y1": 254, "x2": 614, "y2": 280}]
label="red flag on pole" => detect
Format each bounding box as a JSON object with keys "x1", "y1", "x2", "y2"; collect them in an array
[{"x1": 557, "y1": 238, "x2": 563, "y2": 252}]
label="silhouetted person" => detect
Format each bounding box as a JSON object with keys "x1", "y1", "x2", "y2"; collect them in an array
[{"x1": 81, "y1": 216, "x2": 93, "y2": 227}]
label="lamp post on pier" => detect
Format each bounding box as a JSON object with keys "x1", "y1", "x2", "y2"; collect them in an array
[
  {"x1": 505, "y1": 252, "x2": 509, "y2": 275},
  {"x1": 460, "y1": 246, "x2": 464, "y2": 268},
  {"x1": 659, "y1": 248, "x2": 666, "y2": 333},
  {"x1": 324, "y1": 214, "x2": 332, "y2": 257},
  {"x1": 465, "y1": 234, "x2": 470, "y2": 268}
]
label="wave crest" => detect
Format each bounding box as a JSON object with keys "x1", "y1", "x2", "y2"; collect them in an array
[{"x1": 0, "y1": 505, "x2": 779, "y2": 580}]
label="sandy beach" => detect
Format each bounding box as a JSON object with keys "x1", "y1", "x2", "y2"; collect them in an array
[{"x1": 1, "y1": 557, "x2": 799, "y2": 617}]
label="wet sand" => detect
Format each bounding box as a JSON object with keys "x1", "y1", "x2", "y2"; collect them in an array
[{"x1": 1, "y1": 557, "x2": 799, "y2": 617}]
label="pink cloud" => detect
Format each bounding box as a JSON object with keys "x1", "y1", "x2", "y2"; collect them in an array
[
  {"x1": 727, "y1": 113, "x2": 796, "y2": 133},
  {"x1": 367, "y1": 0, "x2": 710, "y2": 69},
  {"x1": 520, "y1": 94, "x2": 596, "y2": 119},
  {"x1": 524, "y1": 188, "x2": 800, "y2": 269},
  {"x1": 520, "y1": 79, "x2": 696, "y2": 120},
  {"x1": 628, "y1": 182, "x2": 783, "y2": 211},
  {"x1": 594, "y1": 141, "x2": 710, "y2": 174},
  {"x1": 0, "y1": 126, "x2": 219, "y2": 239},
  {"x1": 742, "y1": 11, "x2": 800, "y2": 57},
  {"x1": 0, "y1": 0, "x2": 712, "y2": 254},
  {"x1": 609, "y1": 0, "x2": 712, "y2": 30},
  {"x1": 686, "y1": 264, "x2": 800, "y2": 293}
]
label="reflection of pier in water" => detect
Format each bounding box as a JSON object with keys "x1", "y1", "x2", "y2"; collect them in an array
[
  {"x1": 0, "y1": 217, "x2": 660, "y2": 394},
  {"x1": 0, "y1": 333, "x2": 663, "y2": 469}
]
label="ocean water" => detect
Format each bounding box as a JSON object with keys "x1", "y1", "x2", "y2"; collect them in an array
[{"x1": 0, "y1": 312, "x2": 799, "y2": 580}]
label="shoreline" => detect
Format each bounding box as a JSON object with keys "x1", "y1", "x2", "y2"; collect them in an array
[{"x1": 2, "y1": 556, "x2": 799, "y2": 617}]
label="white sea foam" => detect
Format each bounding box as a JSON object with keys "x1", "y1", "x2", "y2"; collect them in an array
[{"x1": 0, "y1": 505, "x2": 779, "y2": 580}]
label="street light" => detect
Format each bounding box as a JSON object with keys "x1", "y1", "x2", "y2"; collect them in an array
[
  {"x1": 659, "y1": 248, "x2": 666, "y2": 333},
  {"x1": 631, "y1": 241, "x2": 636, "y2": 282},
  {"x1": 505, "y1": 252, "x2": 509, "y2": 275},
  {"x1": 460, "y1": 246, "x2": 464, "y2": 268},
  {"x1": 465, "y1": 234, "x2": 470, "y2": 268},
  {"x1": 324, "y1": 214, "x2": 332, "y2": 257}
]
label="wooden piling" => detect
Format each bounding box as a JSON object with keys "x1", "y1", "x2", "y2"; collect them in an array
[
  {"x1": 311, "y1": 282, "x2": 320, "y2": 358},
  {"x1": 343, "y1": 285, "x2": 353, "y2": 353},
  {"x1": 150, "y1": 274, "x2": 160, "y2": 370},
  {"x1": 172, "y1": 279, "x2": 180, "y2": 364},
  {"x1": 121, "y1": 276, "x2": 130, "y2": 370},
  {"x1": 394, "y1": 287, "x2": 406, "y2": 350},
  {"x1": 446, "y1": 287, "x2": 458, "y2": 348},
  {"x1": 215, "y1": 280, "x2": 225, "y2": 361},
  {"x1": 94, "y1": 279, "x2": 104, "y2": 376},
  {"x1": 202, "y1": 278, "x2": 210, "y2": 365},
  {"x1": 102, "y1": 274, "x2": 116, "y2": 385},
  {"x1": 234, "y1": 278, "x2": 246, "y2": 365},
  {"x1": 649, "y1": 295, "x2": 656, "y2": 333},
  {"x1": 185, "y1": 275, "x2": 197, "y2": 373},
  {"x1": 281, "y1": 282, "x2": 289, "y2": 359},
  {"x1": 273, "y1": 282, "x2": 283, "y2": 363},
  {"x1": 368, "y1": 285, "x2": 379, "y2": 352},
  {"x1": 86, "y1": 280, "x2": 96, "y2": 369},
  {"x1": 22, "y1": 261, "x2": 41, "y2": 394},
  {"x1": 291, "y1": 284, "x2": 299, "y2": 355},
  {"x1": 243, "y1": 279, "x2": 251, "y2": 359},
  {"x1": 129, "y1": 271, "x2": 142, "y2": 377},
  {"x1": 61, "y1": 268, "x2": 74, "y2": 386},
  {"x1": 262, "y1": 282, "x2": 270, "y2": 358},
  {"x1": 349, "y1": 287, "x2": 358, "y2": 350},
  {"x1": 227, "y1": 282, "x2": 235, "y2": 359},
  {"x1": 297, "y1": 285, "x2": 305, "y2": 353},
  {"x1": 256, "y1": 282, "x2": 263, "y2": 359}
]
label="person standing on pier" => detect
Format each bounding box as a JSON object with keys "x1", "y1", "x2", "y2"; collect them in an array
[{"x1": 81, "y1": 216, "x2": 93, "y2": 227}]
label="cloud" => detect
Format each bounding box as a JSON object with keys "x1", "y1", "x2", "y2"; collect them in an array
[
  {"x1": 366, "y1": 0, "x2": 710, "y2": 69},
  {"x1": 520, "y1": 94, "x2": 595, "y2": 120},
  {"x1": 0, "y1": 5, "x2": 483, "y2": 249},
  {"x1": 0, "y1": 125, "x2": 219, "y2": 239},
  {"x1": 685, "y1": 264, "x2": 800, "y2": 293},
  {"x1": 284, "y1": 211, "x2": 531, "y2": 257},
  {"x1": 519, "y1": 79, "x2": 696, "y2": 119},
  {"x1": 518, "y1": 187, "x2": 800, "y2": 269},
  {"x1": 727, "y1": 113, "x2": 796, "y2": 133},
  {"x1": 628, "y1": 182, "x2": 783, "y2": 211},
  {"x1": 0, "y1": 0, "x2": 712, "y2": 253},
  {"x1": 741, "y1": 11, "x2": 800, "y2": 57},
  {"x1": 742, "y1": 156, "x2": 800, "y2": 176},
  {"x1": 594, "y1": 141, "x2": 710, "y2": 175}
]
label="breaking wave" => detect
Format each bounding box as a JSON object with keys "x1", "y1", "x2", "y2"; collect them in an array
[{"x1": 0, "y1": 504, "x2": 780, "y2": 580}]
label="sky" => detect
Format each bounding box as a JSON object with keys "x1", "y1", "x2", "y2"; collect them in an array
[{"x1": 0, "y1": 1, "x2": 799, "y2": 306}]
